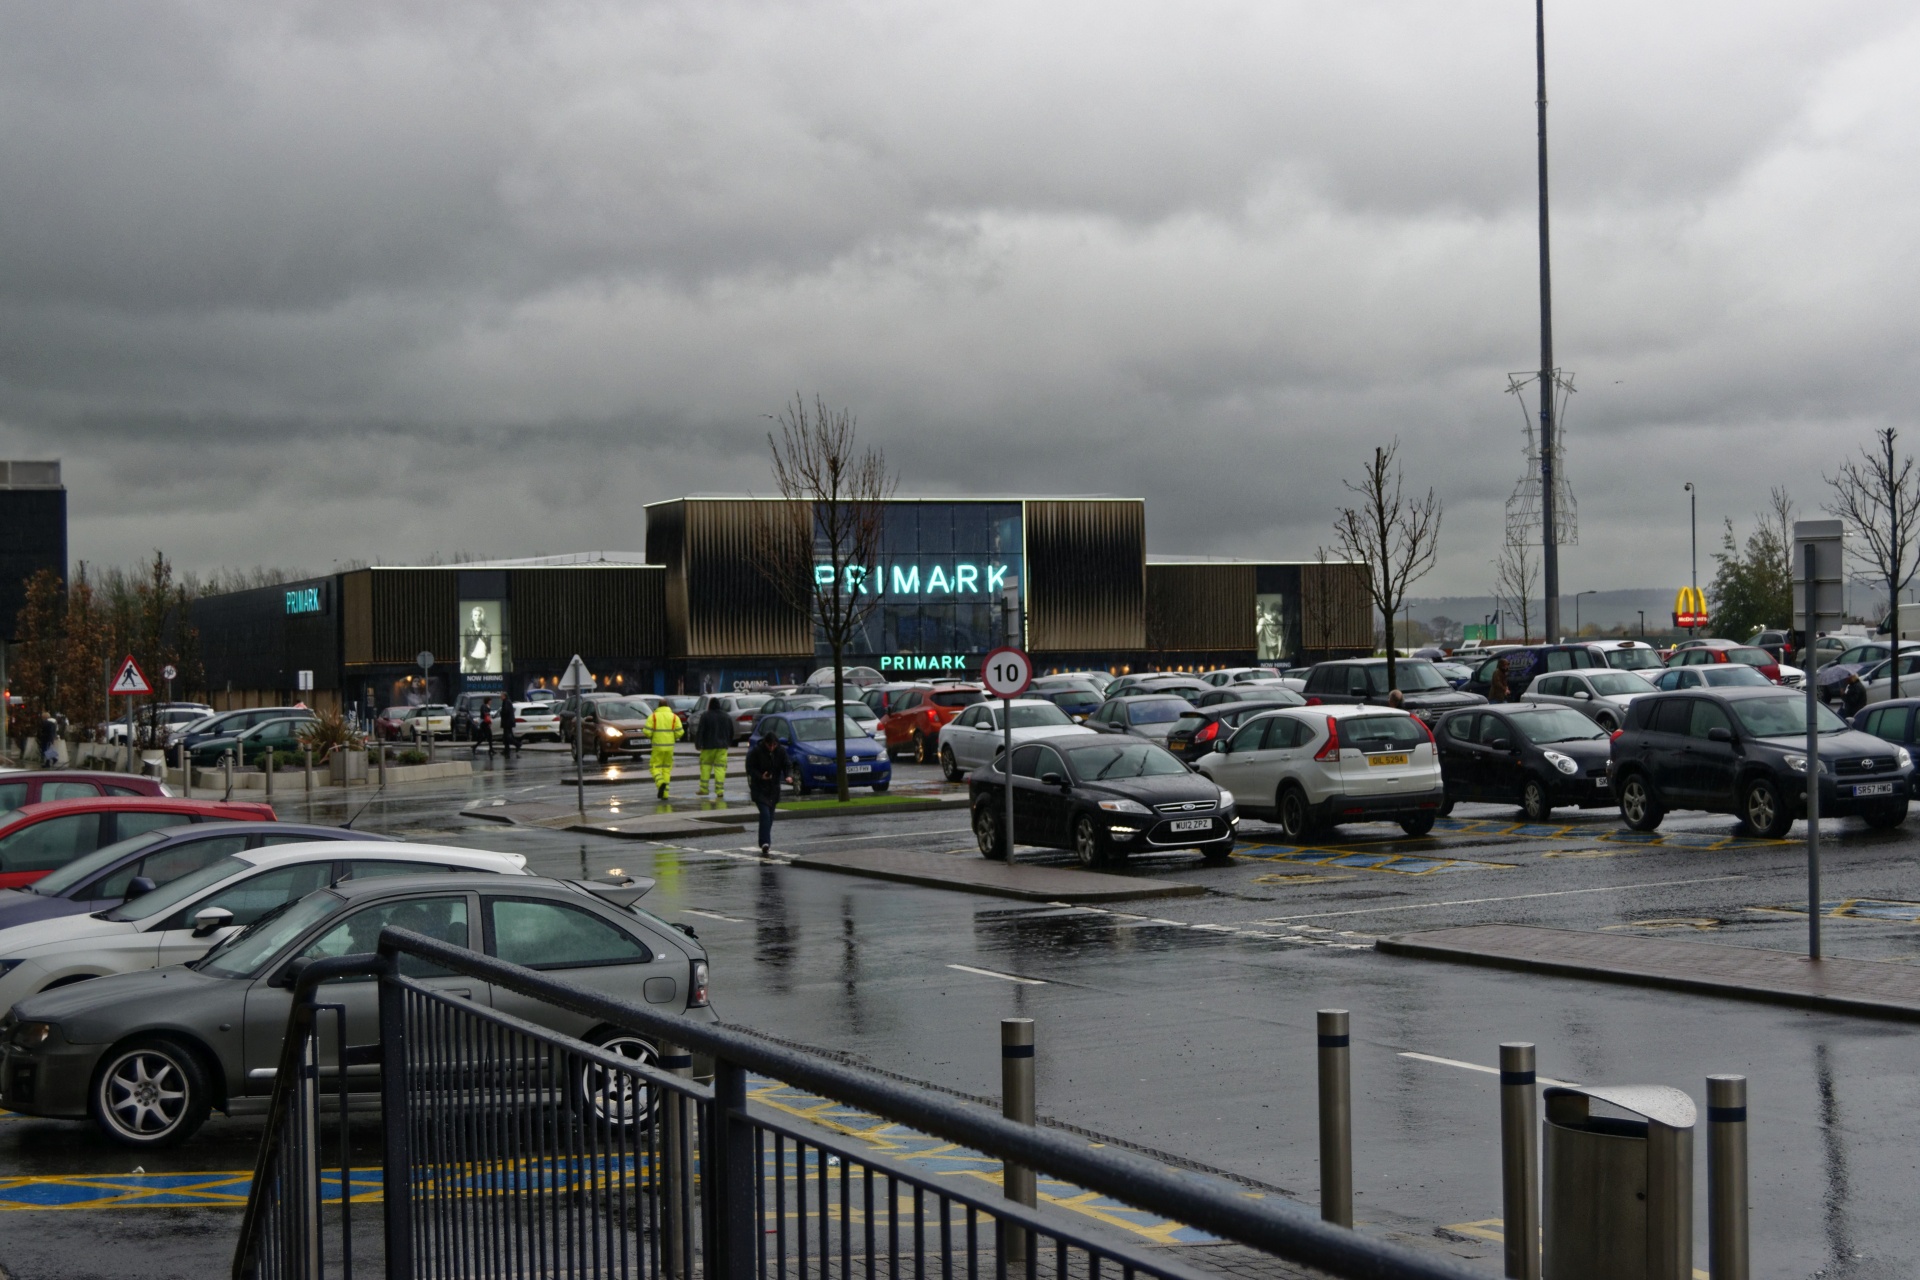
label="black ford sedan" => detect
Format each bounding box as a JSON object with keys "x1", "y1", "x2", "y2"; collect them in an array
[
  {"x1": 969, "y1": 738, "x2": 1236, "y2": 868},
  {"x1": 1435, "y1": 705, "x2": 1614, "y2": 821}
]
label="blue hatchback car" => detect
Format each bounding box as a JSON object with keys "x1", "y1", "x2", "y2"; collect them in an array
[
  {"x1": 0, "y1": 822, "x2": 391, "y2": 930},
  {"x1": 1854, "y1": 699, "x2": 1920, "y2": 770},
  {"x1": 760, "y1": 710, "x2": 891, "y2": 794}
]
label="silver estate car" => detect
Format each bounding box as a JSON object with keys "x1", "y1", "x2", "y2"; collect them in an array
[
  {"x1": 0, "y1": 873, "x2": 715, "y2": 1147},
  {"x1": 1519, "y1": 669, "x2": 1658, "y2": 732}
]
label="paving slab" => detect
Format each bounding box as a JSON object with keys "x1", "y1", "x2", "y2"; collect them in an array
[
  {"x1": 1377, "y1": 924, "x2": 1920, "y2": 1020},
  {"x1": 790, "y1": 847, "x2": 1205, "y2": 902}
]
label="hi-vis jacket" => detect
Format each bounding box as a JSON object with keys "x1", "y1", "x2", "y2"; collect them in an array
[{"x1": 644, "y1": 705, "x2": 685, "y2": 746}]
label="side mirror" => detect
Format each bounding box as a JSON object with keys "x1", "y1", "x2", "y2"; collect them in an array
[
  {"x1": 1707, "y1": 727, "x2": 1734, "y2": 744},
  {"x1": 122, "y1": 875, "x2": 157, "y2": 902},
  {"x1": 1041, "y1": 772, "x2": 1068, "y2": 789},
  {"x1": 192, "y1": 906, "x2": 235, "y2": 938},
  {"x1": 1575, "y1": 690, "x2": 1592, "y2": 700},
  {"x1": 271, "y1": 956, "x2": 314, "y2": 990},
  {"x1": 1490, "y1": 737, "x2": 1513, "y2": 752}
]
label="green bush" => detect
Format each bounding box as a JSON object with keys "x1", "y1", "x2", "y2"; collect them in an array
[{"x1": 398, "y1": 749, "x2": 429, "y2": 766}]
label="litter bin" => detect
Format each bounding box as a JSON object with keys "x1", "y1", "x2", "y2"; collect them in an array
[{"x1": 1542, "y1": 1084, "x2": 1694, "y2": 1280}]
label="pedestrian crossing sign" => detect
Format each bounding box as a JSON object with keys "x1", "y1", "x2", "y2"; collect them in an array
[{"x1": 111, "y1": 656, "x2": 152, "y2": 696}]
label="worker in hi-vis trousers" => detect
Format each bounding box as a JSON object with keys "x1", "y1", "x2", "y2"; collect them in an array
[
  {"x1": 694, "y1": 699, "x2": 734, "y2": 800},
  {"x1": 644, "y1": 701, "x2": 685, "y2": 800}
]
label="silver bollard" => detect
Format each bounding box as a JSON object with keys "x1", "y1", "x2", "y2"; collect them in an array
[
  {"x1": 1707, "y1": 1075, "x2": 1748, "y2": 1280},
  {"x1": 223, "y1": 751, "x2": 234, "y2": 801},
  {"x1": 304, "y1": 746, "x2": 314, "y2": 793},
  {"x1": 660, "y1": 1040, "x2": 693, "y2": 1279},
  {"x1": 1317, "y1": 1009, "x2": 1352, "y2": 1227},
  {"x1": 1500, "y1": 1042, "x2": 1541, "y2": 1280},
  {"x1": 377, "y1": 739, "x2": 388, "y2": 787},
  {"x1": 262, "y1": 744, "x2": 274, "y2": 799},
  {"x1": 1001, "y1": 1018, "x2": 1036, "y2": 1263},
  {"x1": 178, "y1": 744, "x2": 191, "y2": 799}
]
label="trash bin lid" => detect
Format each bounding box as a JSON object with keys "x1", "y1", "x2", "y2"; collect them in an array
[{"x1": 1544, "y1": 1083, "x2": 1696, "y2": 1130}]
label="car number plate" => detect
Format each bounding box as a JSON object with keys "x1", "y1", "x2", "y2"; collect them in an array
[
  {"x1": 1853, "y1": 782, "x2": 1896, "y2": 797},
  {"x1": 847, "y1": 764, "x2": 871, "y2": 773},
  {"x1": 1368, "y1": 754, "x2": 1409, "y2": 767},
  {"x1": 1169, "y1": 818, "x2": 1212, "y2": 832},
  {"x1": 1593, "y1": 776, "x2": 1609, "y2": 789}
]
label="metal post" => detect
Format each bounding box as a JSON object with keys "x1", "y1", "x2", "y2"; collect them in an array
[
  {"x1": 661, "y1": 1040, "x2": 693, "y2": 1279},
  {"x1": 125, "y1": 694, "x2": 134, "y2": 774},
  {"x1": 1001, "y1": 1018, "x2": 1036, "y2": 1263},
  {"x1": 304, "y1": 746, "x2": 314, "y2": 794},
  {"x1": 377, "y1": 968, "x2": 414, "y2": 1280},
  {"x1": 1707, "y1": 1075, "x2": 1748, "y2": 1280},
  {"x1": 575, "y1": 708, "x2": 586, "y2": 819},
  {"x1": 377, "y1": 737, "x2": 388, "y2": 788},
  {"x1": 179, "y1": 743, "x2": 191, "y2": 799},
  {"x1": 1316, "y1": 1010, "x2": 1352, "y2": 1227},
  {"x1": 263, "y1": 741, "x2": 274, "y2": 799},
  {"x1": 1535, "y1": 0, "x2": 1560, "y2": 647},
  {"x1": 223, "y1": 751, "x2": 233, "y2": 801},
  {"x1": 707, "y1": 1057, "x2": 755, "y2": 1280},
  {"x1": 1806, "y1": 541, "x2": 1822, "y2": 960},
  {"x1": 1499, "y1": 1042, "x2": 1540, "y2": 1280},
  {"x1": 1002, "y1": 695, "x2": 1015, "y2": 859}
]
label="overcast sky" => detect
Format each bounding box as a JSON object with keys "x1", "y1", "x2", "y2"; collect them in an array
[{"x1": 2, "y1": 0, "x2": 1914, "y2": 596}]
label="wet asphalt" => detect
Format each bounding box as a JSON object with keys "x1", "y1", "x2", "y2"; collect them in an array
[{"x1": 4, "y1": 743, "x2": 1920, "y2": 1277}]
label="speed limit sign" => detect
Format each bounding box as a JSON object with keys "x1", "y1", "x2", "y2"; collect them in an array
[{"x1": 981, "y1": 646, "x2": 1033, "y2": 699}]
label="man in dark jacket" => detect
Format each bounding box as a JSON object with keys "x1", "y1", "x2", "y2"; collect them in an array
[
  {"x1": 499, "y1": 698, "x2": 517, "y2": 755},
  {"x1": 746, "y1": 728, "x2": 790, "y2": 855},
  {"x1": 694, "y1": 699, "x2": 734, "y2": 800}
]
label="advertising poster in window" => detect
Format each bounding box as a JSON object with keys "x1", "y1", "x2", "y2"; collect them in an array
[
  {"x1": 1255, "y1": 594, "x2": 1291, "y2": 662},
  {"x1": 460, "y1": 600, "x2": 508, "y2": 675}
]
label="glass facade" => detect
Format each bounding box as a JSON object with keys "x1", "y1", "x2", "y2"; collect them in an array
[{"x1": 814, "y1": 501, "x2": 1024, "y2": 661}]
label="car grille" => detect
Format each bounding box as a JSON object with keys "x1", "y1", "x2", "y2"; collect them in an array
[
  {"x1": 1834, "y1": 756, "x2": 1898, "y2": 776},
  {"x1": 1153, "y1": 800, "x2": 1217, "y2": 814}
]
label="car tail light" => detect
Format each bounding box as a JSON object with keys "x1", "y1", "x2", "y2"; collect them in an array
[
  {"x1": 1314, "y1": 717, "x2": 1341, "y2": 762},
  {"x1": 1611, "y1": 730, "x2": 1622, "y2": 741},
  {"x1": 1195, "y1": 722, "x2": 1219, "y2": 743},
  {"x1": 1417, "y1": 718, "x2": 1437, "y2": 746},
  {"x1": 688, "y1": 959, "x2": 710, "y2": 1008},
  {"x1": 1304, "y1": 696, "x2": 1323, "y2": 706}
]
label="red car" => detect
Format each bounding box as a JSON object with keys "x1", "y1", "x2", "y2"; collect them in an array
[
  {"x1": 1667, "y1": 640, "x2": 1787, "y2": 684},
  {"x1": 878, "y1": 684, "x2": 986, "y2": 764},
  {"x1": 0, "y1": 796, "x2": 277, "y2": 890},
  {"x1": 0, "y1": 770, "x2": 172, "y2": 811}
]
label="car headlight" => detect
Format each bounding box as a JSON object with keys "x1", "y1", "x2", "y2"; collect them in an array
[
  {"x1": 603, "y1": 725, "x2": 623, "y2": 738},
  {"x1": 8, "y1": 1020, "x2": 51, "y2": 1049},
  {"x1": 1097, "y1": 798, "x2": 1152, "y2": 814},
  {"x1": 1784, "y1": 754, "x2": 1808, "y2": 773},
  {"x1": 1899, "y1": 747, "x2": 1912, "y2": 770},
  {"x1": 1215, "y1": 789, "x2": 1235, "y2": 808},
  {"x1": 1543, "y1": 750, "x2": 1579, "y2": 776}
]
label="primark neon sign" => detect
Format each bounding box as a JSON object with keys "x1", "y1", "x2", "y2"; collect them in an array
[{"x1": 813, "y1": 561, "x2": 1014, "y2": 598}]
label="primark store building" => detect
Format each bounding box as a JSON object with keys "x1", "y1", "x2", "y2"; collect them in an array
[{"x1": 192, "y1": 496, "x2": 1372, "y2": 714}]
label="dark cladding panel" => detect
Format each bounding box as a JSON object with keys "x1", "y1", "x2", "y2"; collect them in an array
[
  {"x1": 0, "y1": 487, "x2": 66, "y2": 643},
  {"x1": 646, "y1": 500, "x2": 689, "y2": 657},
  {"x1": 342, "y1": 570, "x2": 373, "y2": 665},
  {"x1": 194, "y1": 577, "x2": 341, "y2": 692},
  {"x1": 677, "y1": 499, "x2": 811, "y2": 659},
  {"x1": 370, "y1": 570, "x2": 458, "y2": 664},
  {"x1": 509, "y1": 568, "x2": 665, "y2": 661},
  {"x1": 1145, "y1": 564, "x2": 1256, "y2": 652},
  {"x1": 1024, "y1": 500, "x2": 1145, "y2": 653},
  {"x1": 1300, "y1": 560, "x2": 1375, "y2": 651}
]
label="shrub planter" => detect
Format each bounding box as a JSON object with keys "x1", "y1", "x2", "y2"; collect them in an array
[{"x1": 329, "y1": 750, "x2": 369, "y2": 785}]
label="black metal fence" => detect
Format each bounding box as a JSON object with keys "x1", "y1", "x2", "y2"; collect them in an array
[{"x1": 234, "y1": 928, "x2": 1481, "y2": 1280}]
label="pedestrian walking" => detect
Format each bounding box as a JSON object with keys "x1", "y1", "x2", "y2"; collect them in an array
[
  {"x1": 34, "y1": 715, "x2": 56, "y2": 769},
  {"x1": 1843, "y1": 673, "x2": 1868, "y2": 718},
  {"x1": 643, "y1": 699, "x2": 686, "y2": 800},
  {"x1": 694, "y1": 698, "x2": 733, "y2": 800},
  {"x1": 1489, "y1": 659, "x2": 1511, "y2": 703},
  {"x1": 746, "y1": 727, "x2": 790, "y2": 855},
  {"x1": 499, "y1": 698, "x2": 517, "y2": 755},
  {"x1": 473, "y1": 703, "x2": 495, "y2": 756}
]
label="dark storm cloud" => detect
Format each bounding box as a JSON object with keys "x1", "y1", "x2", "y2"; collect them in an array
[{"x1": 1, "y1": 0, "x2": 1916, "y2": 592}]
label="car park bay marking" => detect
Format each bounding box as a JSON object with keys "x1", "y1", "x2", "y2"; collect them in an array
[
  {"x1": 1749, "y1": 899, "x2": 1920, "y2": 923},
  {"x1": 1257, "y1": 875, "x2": 1746, "y2": 924},
  {"x1": 1438, "y1": 1220, "x2": 1710, "y2": 1280},
  {"x1": 1237, "y1": 844, "x2": 1515, "y2": 876},
  {"x1": 947, "y1": 963, "x2": 1047, "y2": 984},
  {"x1": 1398, "y1": 1052, "x2": 1579, "y2": 1088},
  {"x1": 1435, "y1": 817, "x2": 1789, "y2": 851}
]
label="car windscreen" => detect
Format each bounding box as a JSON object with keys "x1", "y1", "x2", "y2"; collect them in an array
[
  {"x1": 1365, "y1": 662, "x2": 1448, "y2": 693},
  {"x1": 1587, "y1": 672, "x2": 1654, "y2": 696},
  {"x1": 1725, "y1": 648, "x2": 1773, "y2": 668},
  {"x1": 1341, "y1": 716, "x2": 1430, "y2": 752},
  {"x1": 1605, "y1": 649, "x2": 1664, "y2": 671},
  {"x1": 194, "y1": 891, "x2": 344, "y2": 979},
  {"x1": 1508, "y1": 708, "x2": 1608, "y2": 744},
  {"x1": 1046, "y1": 691, "x2": 1103, "y2": 710},
  {"x1": 931, "y1": 690, "x2": 984, "y2": 708},
  {"x1": 28, "y1": 830, "x2": 172, "y2": 896},
  {"x1": 1733, "y1": 697, "x2": 1847, "y2": 738},
  {"x1": 732, "y1": 695, "x2": 770, "y2": 710},
  {"x1": 989, "y1": 704, "x2": 1074, "y2": 730},
  {"x1": 104, "y1": 855, "x2": 250, "y2": 921},
  {"x1": 1701, "y1": 666, "x2": 1771, "y2": 687},
  {"x1": 1125, "y1": 699, "x2": 1191, "y2": 725},
  {"x1": 1171, "y1": 714, "x2": 1208, "y2": 735},
  {"x1": 788, "y1": 715, "x2": 870, "y2": 741},
  {"x1": 1062, "y1": 741, "x2": 1187, "y2": 779}
]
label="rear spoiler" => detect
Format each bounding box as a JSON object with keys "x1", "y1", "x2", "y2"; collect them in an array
[{"x1": 575, "y1": 876, "x2": 657, "y2": 906}]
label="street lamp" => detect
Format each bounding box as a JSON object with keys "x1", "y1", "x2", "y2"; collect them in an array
[
  {"x1": 1638, "y1": 609, "x2": 1646, "y2": 638},
  {"x1": 1683, "y1": 482, "x2": 1698, "y2": 599},
  {"x1": 1574, "y1": 589, "x2": 1597, "y2": 637}
]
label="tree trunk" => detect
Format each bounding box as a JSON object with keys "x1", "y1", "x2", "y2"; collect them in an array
[{"x1": 833, "y1": 645, "x2": 850, "y2": 802}]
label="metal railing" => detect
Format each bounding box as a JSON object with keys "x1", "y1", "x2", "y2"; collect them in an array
[{"x1": 235, "y1": 927, "x2": 1482, "y2": 1280}]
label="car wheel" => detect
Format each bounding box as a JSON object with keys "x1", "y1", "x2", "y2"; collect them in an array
[
  {"x1": 940, "y1": 745, "x2": 965, "y2": 783},
  {"x1": 1740, "y1": 777, "x2": 1793, "y2": 839},
  {"x1": 913, "y1": 732, "x2": 932, "y2": 765},
  {"x1": 1399, "y1": 813, "x2": 1436, "y2": 837},
  {"x1": 1073, "y1": 815, "x2": 1109, "y2": 868},
  {"x1": 974, "y1": 805, "x2": 1007, "y2": 860},
  {"x1": 1863, "y1": 799, "x2": 1909, "y2": 830},
  {"x1": 872, "y1": 781, "x2": 889, "y2": 794},
  {"x1": 91, "y1": 1037, "x2": 212, "y2": 1148},
  {"x1": 1201, "y1": 840, "x2": 1234, "y2": 865},
  {"x1": 1520, "y1": 778, "x2": 1552, "y2": 823},
  {"x1": 1619, "y1": 773, "x2": 1664, "y2": 832},
  {"x1": 1438, "y1": 794, "x2": 1456, "y2": 817},
  {"x1": 596, "y1": 744, "x2": 610, "y2": 764},
  {"x1": 573, "y1": 1028, "x2": 660, "y2": 1131},
  {"x1": 1276, "y1": 785, "x2": 1314, "y2": 842},
  {"x1": 1594, "y1": 712, "x2": 1618, "y2": 733}
]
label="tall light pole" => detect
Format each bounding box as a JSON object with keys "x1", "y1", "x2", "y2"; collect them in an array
[
  {"x1": 1574, "y1": 589, "x2": 1596, "y2": 637},
  {"x1": 1536, "y1": 0, "x2": 1562, "y2": 647},
  {"x1": 1683, "y1": 482, "x2": 1698, "y2": 598}
]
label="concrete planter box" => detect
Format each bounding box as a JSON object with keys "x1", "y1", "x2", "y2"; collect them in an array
[
  {"x1": 329, "y1": 751, "x2": 370, "y2": 785},
  {"x1": 175, "y1": 759, "x2": 471, "y2": 791}
]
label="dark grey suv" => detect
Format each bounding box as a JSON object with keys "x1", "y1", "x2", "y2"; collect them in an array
[
  {"x1": 1300, "y1": 659, "x2": 1485, "y2": 724},
  {"x1": 1608, "y1": 688, "x2": 1912, "y2": 838}
]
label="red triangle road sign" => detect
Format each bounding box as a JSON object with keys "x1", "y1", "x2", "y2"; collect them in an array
[{"x1": 111, "y1": 655, "x2": 152, "y2": 696}]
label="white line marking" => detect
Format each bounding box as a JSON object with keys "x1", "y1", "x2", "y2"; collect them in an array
[
  {"x1": 681, "y1": 908, "x2": 748, "y2": 924},
  {"x1": 1259, "y1": 875, "x2": 1745, "y2": 923},
  {"x1": 790, "y1": 828, "x2": 970, "y2": 845},
  {"x1": 946, "y1": 963, "x2": 1047, "y2": 985},
  {"x1": 1399, "y1": 1052, "x2": 1579, "y2": 1088}
]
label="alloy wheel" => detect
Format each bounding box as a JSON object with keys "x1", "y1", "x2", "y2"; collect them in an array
[
  {"x1": 99, "y1": 1048, "x2": 189, "y2": 1141},
  {"x1": 579, "y1": 1034, "x2": 659, "y2": 1128},
  {"x1": 1074, "y1": 817, "x2": 1104, "y2": 868},
  {"x1": 940, "y1": 746, "x2": 964, "y2": 783},
  {"x1": 1522, "y1": 780, "x2": 1550, "y2": 823},
  {"x1": 1745, "y1": 781, "x2": 1780, "y2": 835},
  {"x1": 974, "y1": 806, "x2": 1004, "y2": 859},
  {"x1": 914, "y1": 733, "x2": 931, "y2": 765},
  {"x1": 1278, "y1": 788, "x2": 1309, "y2": 841}
]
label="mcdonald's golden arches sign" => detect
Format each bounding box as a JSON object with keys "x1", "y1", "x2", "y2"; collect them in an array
[{"x1": 1673, "y1": 586, "x2": 1708, "y2": 629}]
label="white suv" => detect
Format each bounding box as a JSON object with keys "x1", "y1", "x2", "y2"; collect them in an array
[{"x1": 1196, "y1": 705, "x2": 1443, "y2": 840}]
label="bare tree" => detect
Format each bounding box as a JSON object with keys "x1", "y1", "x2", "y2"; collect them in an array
[
  {"x1": 1298, "y1": 546, "x2": 1340, "y2": 658},
  {"x1": 1827, "y1": 429, "x2": 1920, "y2": 698},
  {"x1": 1493, "y1": 528, "x2": 1538, "y2": 645},
  {"x1": 751, "y1": 396, "x2": 898, "y2": 801},
  {"x1": 1332, "y1": 442, "x2": 1443, "y2": 690}
]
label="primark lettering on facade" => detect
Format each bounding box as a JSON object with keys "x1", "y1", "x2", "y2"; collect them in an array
[{"x1": 814, "y1": 562, "x2": 1015, "y2": 597}]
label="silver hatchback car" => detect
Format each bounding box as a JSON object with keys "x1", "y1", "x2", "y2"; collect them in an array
[{"x1": 0, "y1": 873, "x2": 715, "y2": 1147}]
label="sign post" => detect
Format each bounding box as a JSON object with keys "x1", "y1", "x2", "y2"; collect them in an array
[
  {"x1": 1794, "y1": 520, "x2": 1845, "y2": 960},
  {"x1": 981, "y1": 646, "x2": 1033, "y2": 859},
  {"x1": 110, "y1": 656, "x2": 152, "y2": 774},
  {"x1": 559, "y1": 654, "x2": 595, "y2": 819}
]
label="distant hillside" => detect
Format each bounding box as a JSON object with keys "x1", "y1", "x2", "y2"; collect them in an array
[{"x1": 1403, "y1": 589, "x2": 1681, "y2": 643}]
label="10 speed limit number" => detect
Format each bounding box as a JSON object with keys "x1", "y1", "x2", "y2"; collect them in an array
[{"x1": 981, "y1": 646, "x2": 1033, "y2": 699}]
